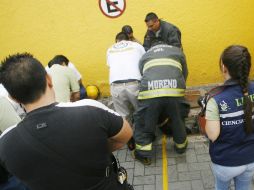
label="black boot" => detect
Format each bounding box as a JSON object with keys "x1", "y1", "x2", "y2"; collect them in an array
[
  {"x1": 174, "y1": 140, "x2": 188, "y2": 154},
  {"x1": 131, "y1": 150, "x2": 151, "y2": 165}
]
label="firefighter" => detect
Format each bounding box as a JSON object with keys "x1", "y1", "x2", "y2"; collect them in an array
[{"x1": 132, "y1": 40, "x2": 189, "y2": 165}]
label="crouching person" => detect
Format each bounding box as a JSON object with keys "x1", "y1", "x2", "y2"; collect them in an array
[{"x1": 133, "y1": 40, "x2": 189, "y2": 165}]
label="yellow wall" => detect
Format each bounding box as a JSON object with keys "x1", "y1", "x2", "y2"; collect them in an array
[{"x1": 0, "y1": 0, "x2": 254, "y2": 96}]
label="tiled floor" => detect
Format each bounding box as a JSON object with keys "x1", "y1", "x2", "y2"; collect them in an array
[
  {"x1": 114, "y1": 135, "x2": 244, "y2": 190},
  {"x1": 103, "y1": 97, "x2": 253, "y2": 190}
]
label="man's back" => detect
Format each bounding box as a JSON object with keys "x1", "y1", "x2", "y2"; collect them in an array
[
  {"x1": 159, "y1": 20, "x2": 181, "y2": 47},
  {"x1": 0, "y1": 100, "x2": 123, "y2": 190},
  {"x1": 48, "y1": 64, "x2": 80, "y2": 102},
  {"x1": 107, "y1": 40, "x2": 145, "y2": 83},
  {"x1": 140, "y1": 44, "x2": 187, "y2": 79},
  {"x1": 45, "y1": 62, "x2": 82, "y2": 81},
  {"x1": 138, "y1": 44, "x2": 188, "y2": 99}
]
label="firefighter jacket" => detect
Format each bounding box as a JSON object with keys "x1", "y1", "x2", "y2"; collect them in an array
[
  {"x1": 138, "y1": 44, "x2": 188, "y2": 100},
  {"x1": 143, "y1": 20, "x2": 182, "y2": 51}
]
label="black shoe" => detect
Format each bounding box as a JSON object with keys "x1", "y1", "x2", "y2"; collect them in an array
[
  {"x1": 151, "y1": 134, "x2": 156, "y2": 142},
  {"x1": 174, "y1": 141, "x2": 188, "y2": 154},
  {"x1": 131, "y1": 150, "x2": 152, "y2": 165}
]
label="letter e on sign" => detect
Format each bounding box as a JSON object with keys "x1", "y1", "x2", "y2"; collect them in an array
[{"x1": 99, "y1": 0, "x2": 126, "y2": 18}]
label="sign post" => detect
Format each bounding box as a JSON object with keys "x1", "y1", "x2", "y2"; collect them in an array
[{"x1": 99, "y1": 0, "x2": 126, "y2": 18}]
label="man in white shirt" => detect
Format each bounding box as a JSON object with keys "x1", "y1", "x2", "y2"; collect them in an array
[{"x1": 107, "y1": 32, "x2": 145, "y2": 126}]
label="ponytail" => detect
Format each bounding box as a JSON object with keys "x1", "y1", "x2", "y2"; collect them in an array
[{"x1": 239, "y1": 50, "x2": 253, "y2": 134}]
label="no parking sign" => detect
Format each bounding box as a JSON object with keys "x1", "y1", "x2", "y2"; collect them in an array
[{"x1": 99, "y1": 0, "x2": 126, "y2": 18}]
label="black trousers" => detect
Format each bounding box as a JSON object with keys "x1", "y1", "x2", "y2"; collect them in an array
[{"x1": 134, "y1": 97, "x2": 190, "y2": 158}]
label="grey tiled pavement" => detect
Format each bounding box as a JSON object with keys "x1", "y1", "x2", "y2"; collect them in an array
[
  {"x1": 114, "y1": 135, "x2": 238, "y2": 190},
  {"x1": 102, "y1": 98, "x2": 253, "y2": 190}
]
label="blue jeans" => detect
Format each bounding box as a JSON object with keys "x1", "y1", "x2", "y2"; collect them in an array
[
  {"x1": 0, "y1": 176, "x2": 29, "y2": 190},
  {"x1": 80, "y1": 85, "x2": 87, "y2": 99},
  {"x1": 212, "y1": 162, "x2": 254, "y2": 190}
]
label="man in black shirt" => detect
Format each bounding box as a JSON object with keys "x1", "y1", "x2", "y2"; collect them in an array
[{"x1": 0, "y1": 53, "x2": 133, "y2": 190}]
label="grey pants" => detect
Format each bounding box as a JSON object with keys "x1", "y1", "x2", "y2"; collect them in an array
[{"x1": 110, "y1": 81, "x2": 139, "y2": 123}]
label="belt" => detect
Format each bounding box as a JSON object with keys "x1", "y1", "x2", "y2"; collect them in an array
[{"x1": 111, "y1": 79, "x2": 140, "y2": 86}]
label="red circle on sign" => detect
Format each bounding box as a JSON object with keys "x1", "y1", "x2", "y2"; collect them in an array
[{"x1": 99, "y1": 0, "x2": 126, "y2": 18}]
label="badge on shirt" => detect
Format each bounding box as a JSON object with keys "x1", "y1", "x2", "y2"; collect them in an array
[
  {"x1": 220, "y1": 100, "x2": 230, "y2": 112},
  {"x1": 36, "y1": 122, "x2": 47, "y2": 130}
]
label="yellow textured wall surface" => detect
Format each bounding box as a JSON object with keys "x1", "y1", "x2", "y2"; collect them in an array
[{"x1": 0, "y1": 0, "x2": 254, "y2": 96}]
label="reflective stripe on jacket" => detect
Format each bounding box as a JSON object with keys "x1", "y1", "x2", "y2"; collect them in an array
[{"x1": 138, "y1": 44, "x2": 187, "y2": 100}]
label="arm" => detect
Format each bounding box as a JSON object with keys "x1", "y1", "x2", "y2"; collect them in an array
[
  {"x1": 68, "y1": 69, "x2": 80, "y2": 102},
  {"x1": 71, "y1": 91, "x2": 80, "y2": 102},
  {"x1": 108, "y1": 119, "x2": 132, "y2": 152},
  {"x1": 205, "y1": 120, "x2": 220, "y2": 142},
  {"x1": 205, "y1": 98, "x2": 220, "y2": 142},
  {"x1": 139, "y1": 49, "x2": 148, "y2": 76},
  {"x1": 137, "y1": 45, "x2": 146, "y2": 76},
  {"x1": 139, "y1": 59, "x2": 144, "y2": 76},
  {"x1": 181, "y1": 54, "x2": 188, "y2": 81},
  {"x1": 167, "y1": 28, "x2": 182, "y2": 48},
  {"x1": 143, "y1": 30, "x2": 154, "y2": 51},
  {"x1": 89, "y1": 100, "x2": 133, "y2": 152}
]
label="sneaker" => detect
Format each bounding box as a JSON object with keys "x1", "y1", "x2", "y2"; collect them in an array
[
  {"x1": 174, "y1": 141, "x2": 188, "y2": 154},
  {"x1": 131, "y1": 150, "x2": 152, "y2": 165}
]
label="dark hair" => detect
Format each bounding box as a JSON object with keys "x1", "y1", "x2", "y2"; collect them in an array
[
  {"x1": 115, "y1": 32, "x2": 129, "y2": 42},
  {"x1": 122, "y1": 25, "x2": 133, "y2": 35},
  {"x1": 0, "y1": 53, "x2": 47, "y2": 104},
  {"x1": 221, "y1": 45, "x2": 252, "y2": 134},
  {"x1": 48, "y1": 60, "x2": 53, "y2": 68},
  {"x1": 48, "y1": 55, "x2": 69, "y2": 67},
  {"x1": 145, "y1": 12, "x2": 158, "y2": 22}
]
